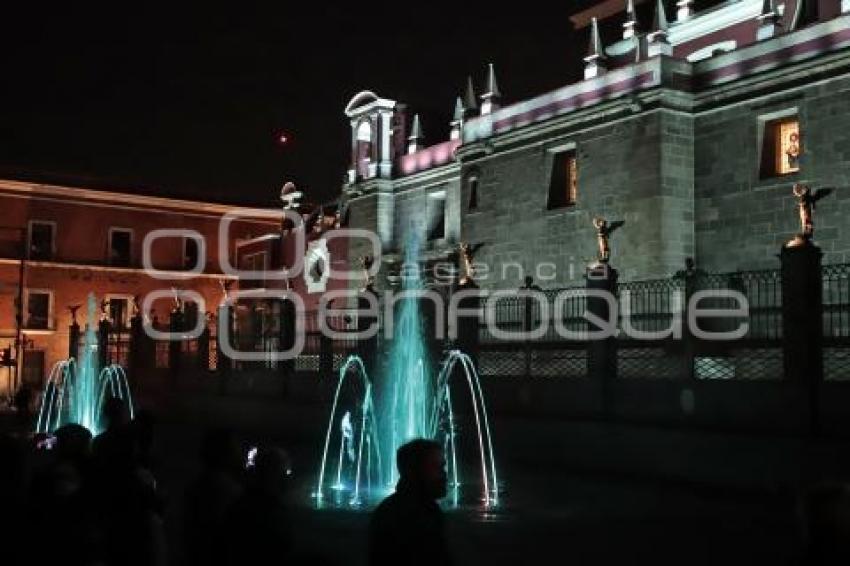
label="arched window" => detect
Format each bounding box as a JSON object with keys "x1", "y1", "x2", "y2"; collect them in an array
[{"x1": 355, "y1": 120, "x2": 373, "y2": 178}]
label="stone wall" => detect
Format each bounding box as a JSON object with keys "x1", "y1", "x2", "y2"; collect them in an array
[{"x1": 694, "y1": 74, "x2": 850, "y2": 272}]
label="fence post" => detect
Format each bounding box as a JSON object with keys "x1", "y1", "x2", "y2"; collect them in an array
[
  {"x1": 128, "y1": 313, "x2": 143, "y2": 374},
  {"x1": 780, "y1": 242, "x2": 823, "y2": 435},
  {"x1": 521, "y1": 277, "x2": 541, "y2": 378},
  {"x1": 586, "y1": 263, "x2": 618, "y2": 417},
  {"x1": 279, "y1": 298, "x2": 296, "y2": 395},
  {"x1": 169, "y1": 309, "x2": 183, "y2": 383},
  {"x1": 681, "y1": 259, "x2": 701, "y2": 380},
  {"x1": 68, "y1": 318, "x2": 80, "y2": 360},
  {"x1": 198, "y1": 314, "x2": 211, "y2": 371},
  {"x1": 319, "y1": 319, "x2": 333, "y2": 378},
  {"x1": 358, "y1": 287, "x2": 379, "y2": 378},
  {"x1": 216, "y1": 305, "x2": 231, "y2": 394},
  {"x1": 97, "y1": 318, "x2": 110, "y2": 370}
]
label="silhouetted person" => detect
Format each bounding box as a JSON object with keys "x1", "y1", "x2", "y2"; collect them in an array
[
  {"x1": 92, "y1": 397, "x2": 166, "y2": 566},
  {"x1": 369, "y1": 439, "x2": 452, "y2": 566},
  {"x1": 14, "y1": 383, "x2": 32, "y2": 425},
  {"x1": 184, "y1": 429, "x2": 245, "y2": 566},
  {"x1": 224, "y1": 445, "x2": 293, "y2": 566},
  {"x1": 27, "y1": 424, "x2": 101, "y2": 566},
  {"x1": 92, "y1": 396, "x2": 133, "y2": 473}
]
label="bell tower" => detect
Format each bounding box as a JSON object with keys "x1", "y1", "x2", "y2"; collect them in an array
[{"x1": 344, "y1": 91, "x2": 400, "y2": 183}]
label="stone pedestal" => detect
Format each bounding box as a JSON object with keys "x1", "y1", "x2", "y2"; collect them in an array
[
  {"x1": 780, "y1": 241, "x2": 823, "y2": 434},
  {"x1": 586, "y1": 263, "x2": 618, "y2": 417},
  {"x1": 68, "y1": 321, "x2": 80, "y2": 360},
  {"x1": 97, "y1": 319, "x2": 110, "y2": 370},
  {"x1": 357, "y1": 288, "x2": 380, "y2": 378},
  {"x1": 455, "y1": 281, "x2": 481, "y2": 368}
]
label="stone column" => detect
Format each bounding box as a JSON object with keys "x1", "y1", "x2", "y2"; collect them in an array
[
  {"x1": 357, "y1": 287, "x2": 379, "y2": 379},
  {"x1": 780, "y1": 242, "x2": 823, "y2": 435},
  {"x1": 128, "y1": 314, "x2": 143, "y2": 374},
  {"x1": 68, "y1": 319, "x2": 80, "y2": 360},
  {"x1": 97, "y1": 318, "x2": 110, "y2": 370},
  {"x1": 169, "y1": 310, "x2": 183, "y2": 382},
  {"x1": 586, "y1": 263, "x2": 618, "y2": 417},
  {"x1": 455, "y1": 280, "x2": 481, "y2": 368}
]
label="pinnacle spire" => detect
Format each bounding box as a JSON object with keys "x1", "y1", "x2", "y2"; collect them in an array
[
  {"x1": 407, "y1": 113, "x2": 423, "y2": 154},
  {"x1": 408, "y1": 113, "x2": 423, "y2": 141},
  {"x1": 484, "y1": 63, "x2": 500, "y2": 98},
  {"x1": 450, "y1": 96, "x2": 464, "y2": 141},
  {"x1": 480, "y1": 64, "x2": 501, "y2": 115},
  {"x1": 586, "y1": 17, "x2": 607, "y2": 60},
  {"x1": 452, "y1": 97, "x2": 464, "y2": 123},
  {"x1": 652, "y1": 0, "x2": 669, "y2": 34},
  {"x1": 623, "y1": 0, "x2": 638, "y2": 39},
  {"x1": 463, "y1": 76, "x2": 478, "y2": 112},
  {"x1": 760, "y1": 0, "x2": 777, "y2": 16}
]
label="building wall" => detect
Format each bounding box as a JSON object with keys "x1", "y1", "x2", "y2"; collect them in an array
[
  {"x1": 451, "y1": 112, "x2": 685, "y2": 287},
  {"x1": 0, "y1": 182, "x2": 281, "y2": 391},
  {"x1": 694, "y1": 73, "x2": 850, "y2": 271}
]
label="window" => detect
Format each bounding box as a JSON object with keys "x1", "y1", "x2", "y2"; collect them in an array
[
  {"x1": 468, "y1": 176, "x2": 479, "y2": 211},
  {"x1": 760, "y1": 115, "x2": 801, "y2": 178},
  {"x1": 28, "y1": 220, "x2": 55, "y2": 260},
  {"x1": 183, "y1": 237, "x2": 201, "y2": 270},
  {"x1": 108, "y1": 228, "x2": 133, "y2": 267},
  {"x1": 106, "y1": 295, "x2": 131, "y2": 329},
  {"x1": 547, "y1": 150, "x2": 578, "y2": 209},
  {"x1": 427, "y1": 192, "x2": 446, "y2": 241},
  {"x1": 24, "y1": 290, "x2": 52, "y2": 330}
]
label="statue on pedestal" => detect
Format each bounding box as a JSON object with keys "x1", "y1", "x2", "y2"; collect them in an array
[
  {"x1": 68, "y1": 304, "x2": 81, "y2": 325},
  {"x1": 358, "y1": 255, "x2": 375, "y2": 292},
  {"x1": 592, "y1": 217, "x2": 625, "y2": 265},
  {"x1": 458, "y1": 242, "x2": 484, "y2": 287},
  {"x1": 787, "y1": 183, "x2": 832, "y2": 247}
]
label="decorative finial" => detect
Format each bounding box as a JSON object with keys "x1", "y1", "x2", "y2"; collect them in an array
[
  {"x1": 584, "y1": 18, "x2": 608, "y2": 79},
  {"x1": 463, "y1": 76, "x2": 478, "y2": 113},
  {"x1": 624, "y1": 0, "x2": 638, "y2": 39},
  {"x1": 280, "y1": 181, "x2": 303, "y2": 211},
  {"x1": 480, "y1": 64, "x2": 501, "y2": 115},
  {"x1": 450, "y1": 97, "x2": 464, "y2": 141},
  {"x1": 407, "y1": 114, "x2": 424, "y2": 154}
]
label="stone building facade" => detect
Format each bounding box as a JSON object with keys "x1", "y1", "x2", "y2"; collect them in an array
[{"x1": 340, "y1": 0, "x2": 850, "y2": 288}]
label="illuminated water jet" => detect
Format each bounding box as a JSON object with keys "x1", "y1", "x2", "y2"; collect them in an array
[{"x1": 35, "y1": 293, "x2": 134, "y2": 436}]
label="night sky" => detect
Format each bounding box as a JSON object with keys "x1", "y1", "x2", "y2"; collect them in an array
[{"x1": 0, "y1": 2, "x2": 702, "y2": 207}]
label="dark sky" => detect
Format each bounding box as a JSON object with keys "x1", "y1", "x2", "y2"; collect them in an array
[{"x1": 0, "y1": 1, "x2": 681, "y2": 207}]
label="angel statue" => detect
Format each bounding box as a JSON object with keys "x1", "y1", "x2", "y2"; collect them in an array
[
  {"x1": 458, "y1": 242, "x2": 484, "y2": 286},
  {"x1": 592, "y1": 217, "x2": 625, "y2": 264},
  {"x1": 68, "y1": 304, "x2": 82, "y2": 325},
  {"x1": 788, "y1": 183, "x2": 832, "y2": 246},
  {"x1": 358, "y1": 255, "x2": 375, "y2": 291}
]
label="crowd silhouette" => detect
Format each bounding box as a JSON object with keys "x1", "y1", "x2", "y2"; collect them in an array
[
  {"x1": 4, "y1": 398, "x2": 850, "y2": 566},
  {"x1": 0, "y1": 398, "x2": 459, "y2": 566}
]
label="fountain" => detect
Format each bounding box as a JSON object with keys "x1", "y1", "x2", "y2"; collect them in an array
[
  {"x1": 35, "y1": 293, "x2": 134, "y2": 435},
  {"x1": 315, "y1": 236, "x2": 499, "y2": 508}
]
